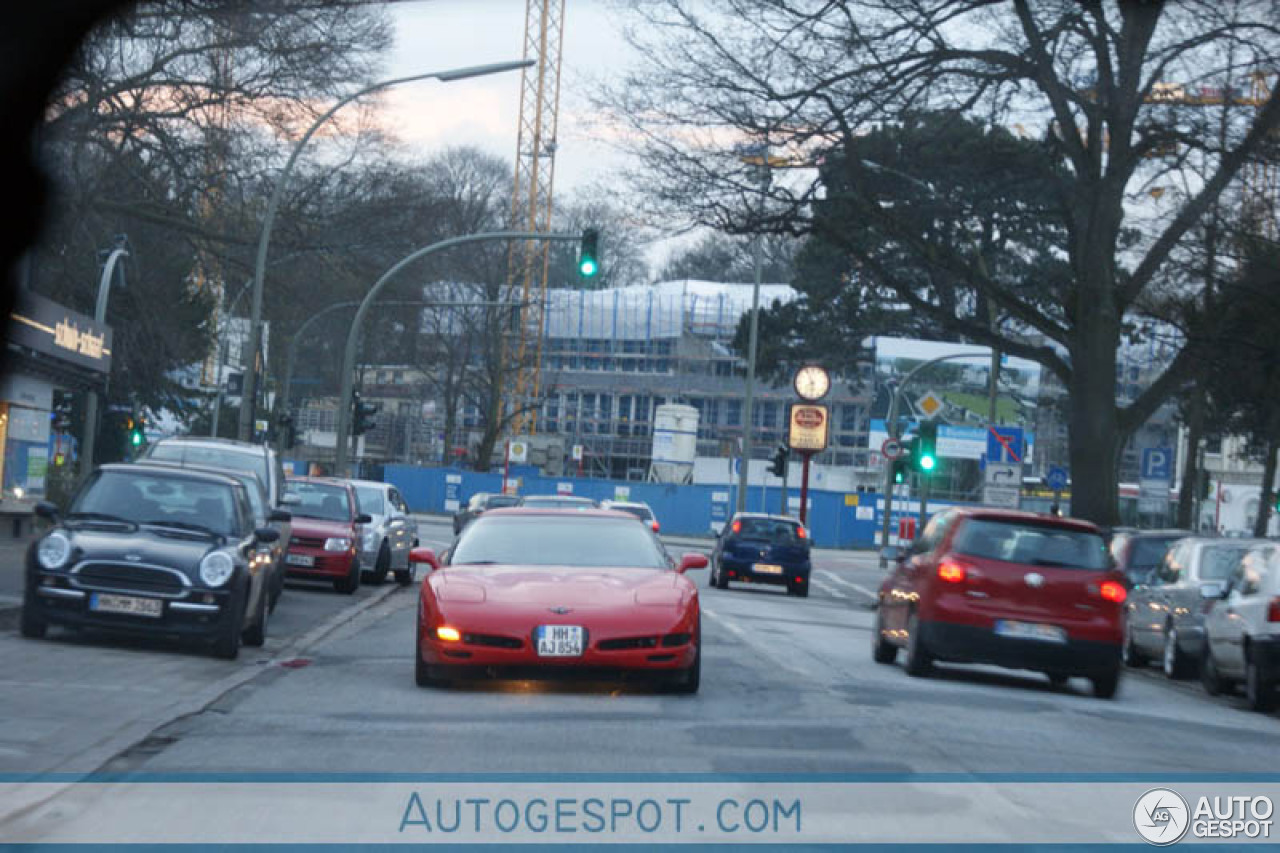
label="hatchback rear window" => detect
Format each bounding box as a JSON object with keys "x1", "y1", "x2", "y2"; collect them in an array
[
  {"x1": 735, "y1": 518, "x2": 804, "y2": 543},
  {"x1": 1129, "y1": 537, "x2": 1181, "y2": 570},
  {"x1": 953, "y1": 519, "x2": 1108, "y2": 570}
]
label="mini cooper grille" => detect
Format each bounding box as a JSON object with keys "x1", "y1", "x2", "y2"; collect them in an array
[
  {"x1": 462, "y1": 633, "x2": 523, "y2": 650},
  {"x1": 598, "y1": 636, "x2": 659, "y2": 651},
  {"x1": 74, "y1": 563, "x2": 186, "y2": 595}
]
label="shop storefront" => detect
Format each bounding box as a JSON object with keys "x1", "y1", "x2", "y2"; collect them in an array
[{"x1": 3, "y1": 291, "x2": 112, "y2": 510}]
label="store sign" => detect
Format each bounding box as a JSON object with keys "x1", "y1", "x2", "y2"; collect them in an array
[
  {"x1": 9, "y1": 292, "x2": 112, "y2": 374},
  {"x1": 788, "y1": 403, "x2": 830, "y2": 452}
]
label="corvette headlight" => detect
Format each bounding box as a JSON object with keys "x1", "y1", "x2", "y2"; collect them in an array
[
  {"x1": 324, "y1": 537, "x2": 353, "y2": 552},
  {"x1": 37, "y1": 531, "x2": 71, "y2": 569},
  {"x1": 199, "y1": 551, "x2": 236, "y2": 587}
]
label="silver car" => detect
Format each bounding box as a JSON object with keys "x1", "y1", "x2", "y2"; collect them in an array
[
  {"x1": 350, "y1": 480, "x2": 418, "y2": 586},
  {"x1": 1124, "y1": 537, "x2": 1264, "y2": 679},
  {"x1": 1202, "y1": 542, "x2": 1280, "y2": 712}
]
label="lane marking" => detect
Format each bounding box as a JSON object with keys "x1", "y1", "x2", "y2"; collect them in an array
[
  {"x1": 700, "y1": 606, "x2": 814, "y2": 679},
  {"x1": 818, "y1": 570, "x2": 879, "y2": 602},
  {"x1": 809, "y1": 578, "x2": 849, "y2": 601}
]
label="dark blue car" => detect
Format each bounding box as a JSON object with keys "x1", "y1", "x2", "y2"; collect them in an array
[{"x1": 710, "y1": 513, "x2": 812, "y2": 597}]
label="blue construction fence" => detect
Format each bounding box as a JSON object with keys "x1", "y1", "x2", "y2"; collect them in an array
[{"x1": 360, "y1": 463, "x2": 972, "y2": 550}]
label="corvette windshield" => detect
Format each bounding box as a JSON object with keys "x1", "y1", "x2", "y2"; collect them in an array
[{"x1": 452, "y1": 516, "x2": 668, "y2": 568}]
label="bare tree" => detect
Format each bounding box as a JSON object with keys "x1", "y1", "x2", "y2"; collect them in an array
[{"x1": 600, "y1": 0, "x2": 1280, "y2": 524}]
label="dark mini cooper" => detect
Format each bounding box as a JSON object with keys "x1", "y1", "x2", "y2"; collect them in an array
[
  {"x1": 710, "y1": 513, "x2": 812, "y2": 597},
  {"x1": 21, "y1": 463, "x2": 279, "y2": 660}
]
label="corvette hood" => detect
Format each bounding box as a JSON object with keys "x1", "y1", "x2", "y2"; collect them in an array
[{"x1": 433, "y1": 565, "x2": 689, "y2": 609}]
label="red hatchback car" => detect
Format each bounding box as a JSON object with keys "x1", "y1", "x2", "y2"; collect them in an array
[
  {"x1": 874, "y1": 508, "x2": 1127, "y2": 698},
  {"x1": 411, "y1": 508, "x2": 706, "y2": 691},
  {"x1": 282, "y1": 477, "x2": 371, "y2": 594}
]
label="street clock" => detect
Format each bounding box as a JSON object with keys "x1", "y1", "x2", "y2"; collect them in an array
[{"x1": 793, "y1": 364, "x2": 831, "y2": 402}]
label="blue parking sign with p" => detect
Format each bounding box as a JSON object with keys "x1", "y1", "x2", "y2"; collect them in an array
[{"x1": 1141, "y1": 447, "x2": 1172, "y2": 482}]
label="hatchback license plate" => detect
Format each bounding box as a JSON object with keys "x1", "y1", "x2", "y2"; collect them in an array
[
  {"x1": 994, "y1": 620, "x2": 1067, "y2": 644},
  {"x1": 535, "y1": 625, "x2": 584, "y2": 657},
  {"x1": 753, "y1": 563, "x2": 784, "y2": 575},
  {"x1": 90, "y1": 593, "x2": 163, "y2": 618},
  {"x1": 286, "y1": 553, "x2": 315, "y2": 567}
]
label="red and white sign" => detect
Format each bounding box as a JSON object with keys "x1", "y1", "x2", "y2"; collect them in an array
[
  {"x1": 788, "y1": 403, "x2": 830, "y2": 452},
  {"x1": 881, "y1": 437, "x2": 903, "y2": 460}
]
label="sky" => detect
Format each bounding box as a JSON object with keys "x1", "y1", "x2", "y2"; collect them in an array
[{"x1": 379, "y1": 0, "x2": 632, "y2": 197}]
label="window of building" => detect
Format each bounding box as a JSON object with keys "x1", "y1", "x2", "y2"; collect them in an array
[{"x1": 726, "y1": 399, "x2": 742, "y2": 426}]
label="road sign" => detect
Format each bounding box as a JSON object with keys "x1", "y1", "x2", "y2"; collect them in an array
[
  {"x1": 987, "y1": 426, "x2": 1024, "y2": 464},
  {"x1": 983, "y1": 462, "x2": 1021, "y2": 509},
  {"x1": 508, "y1": 441, "x2": 528, "y2": 463},
  {"x1": 1141, "y1": 447, "x2": 1173, "y2": 481},
  {"x1": 571, "y1": 444, "x2": 584, "y2": 462},
  {"x1": 916, "y1": 390, "x2": 945, "y2": 418},
  {"x1": 1046, "y1": 465, "x2": 1068, "y2": 492},
  {"x1": 881, "y1": 437, "x2": 903, "y2": 460}
]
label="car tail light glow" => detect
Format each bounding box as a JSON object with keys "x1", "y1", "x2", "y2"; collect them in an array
[
  {"x1": 1268, "y1": 597, "x2": 1280, "y2": 622},
  {"x1": 732, "y1": 520, "x2": 741, "y2": 534},
  {"x1": 797, "y1": 527, "x2": 808, "y2": 540},
  {"x1": 652, "y1": 521, "x2": 660, "y2": 532},
  {"x1": 937, "y1": 561, "x2": 966, "y2": 583},
  {"x1": 436, "y1": 626, "x2": 461, "y2": 642},
  {"x1": 1099, "y1": 581, "x2": 1127, "y2": 603}
]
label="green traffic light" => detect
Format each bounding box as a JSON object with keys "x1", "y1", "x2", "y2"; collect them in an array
[
  {"x1": 579, "y1": 257, "x2": 598, "y2": 277},
  {"x1": 131, "y1": 432, "x2": 143, "y2": 447},
  {"x1": 919, "y1": 455, "x2": 936, "y2": 471}
]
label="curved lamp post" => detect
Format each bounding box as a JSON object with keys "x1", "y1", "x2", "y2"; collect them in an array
[
  {"x1": 237, "y1": 59, "x2": 533, "y2": 442},
  {"x1": 80, "y1": 242, "x2": 129, "y2": 481},
  {"x1": 333, "y1": 230, "x2": 579, "y2": 476}
]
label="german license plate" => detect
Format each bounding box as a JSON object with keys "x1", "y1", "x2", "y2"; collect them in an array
[
  {"x1": 286, "y1": 553, "x2": 315, "y2": 568},
  {"x1": 535, "y1": 625, "x2": 584, "y2": 657},
  {"x1": 753, "y1": 563, "x2": 784, "y2": 575},
  {"x1": 90, "y1": 593, "x2": 163, "y2": 618},
  {"x1": 994, "y1": 620, "x2": 1067, "y2": 644}
]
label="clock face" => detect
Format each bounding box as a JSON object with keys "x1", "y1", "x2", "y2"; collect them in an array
[{"x1": 794, "y1": 365, "x2": 830, "y2": 401}]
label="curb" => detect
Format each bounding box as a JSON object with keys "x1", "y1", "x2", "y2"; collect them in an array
[{"x1": 0, "y1": 581, "x2": 403, "y2": 827}]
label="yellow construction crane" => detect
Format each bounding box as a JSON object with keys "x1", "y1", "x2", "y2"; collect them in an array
[{"x1": 507, "y1": 0, "x2": 566, "y2": 436}]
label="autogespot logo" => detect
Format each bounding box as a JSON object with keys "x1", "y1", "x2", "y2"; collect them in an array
[{"x1": 1134, "y1": 788, "x2": 1191, "y2": 846}]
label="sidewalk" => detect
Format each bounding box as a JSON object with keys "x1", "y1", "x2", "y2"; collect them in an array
[{"x1": 0, "y1": 531, "x2": 35, "y2": 615}]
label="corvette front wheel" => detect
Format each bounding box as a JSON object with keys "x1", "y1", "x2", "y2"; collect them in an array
[{"x1": 669, "y1": 633, "x2": 701, "y2": 695}]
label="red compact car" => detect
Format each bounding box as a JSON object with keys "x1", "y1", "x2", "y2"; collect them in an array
[
  {"x1": 282, "y1": 477, "x2": 371, "y2": 594},
  {"x1": 411, "y1": 508, "x2": 707, "y2": 692},
  {"x1": 873, "y1": 508, "x2": 1126, "y2": 698}
]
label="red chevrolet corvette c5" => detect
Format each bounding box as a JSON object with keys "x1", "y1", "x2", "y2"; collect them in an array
[{"x1": 411, "y1": 508, "x2": 706, "y2": 692}]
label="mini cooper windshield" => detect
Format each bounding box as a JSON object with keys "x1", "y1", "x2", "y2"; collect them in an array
[{"x1": 71, "y1": 470, "x2": 238, "y2": 538}]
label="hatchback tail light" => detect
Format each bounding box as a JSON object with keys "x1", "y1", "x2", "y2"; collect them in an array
[
  {"x1": 1099, "y1": 580, "x2": 1127, "y2": 604},
  {"x1": 797, "y1": 527, "x2": 808, "y2": 540},
  {"x1": 732, "y1": 520, "x2": 741, "y2": 534},
  {"x1": 937, "y1": 561, "x2": 966, "y2": 583},
  {"x1": 1268, "y1": 597, "x2": 1280, "y2": 622},
  {"x1": 652, "y1": 521, "x2": 661, "y2": 533}
]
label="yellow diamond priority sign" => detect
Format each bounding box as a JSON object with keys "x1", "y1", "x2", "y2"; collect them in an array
[{"x1": 916, "y1": 391, "x2": 944, "y2": 418}]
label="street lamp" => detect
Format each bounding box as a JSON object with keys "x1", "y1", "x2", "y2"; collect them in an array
[
  {"x1": 237, "y1": 59, "x2": 533, "y2": 442},
  {"x1": 80, "y1": 238, "x2": 128, "y2": 481},
  {"x1": 735, "y1": 143, "x2": 775, "y2": 513}
]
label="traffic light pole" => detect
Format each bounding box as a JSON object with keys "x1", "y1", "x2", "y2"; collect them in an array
[
  {"x1": 878, "y1": 351, "x2": 986, "y2": 561},
  {"x1": 333, "y1": 231, "x2": 580, "y2": 477},
  {"x1": 799, "y1": 451, "x2": 813, "y2": 525}
]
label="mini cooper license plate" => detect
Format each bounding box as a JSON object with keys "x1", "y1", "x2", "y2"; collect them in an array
[
  {"x1": 753, "y1": 563, "x2": 784, "y2": 575},
  {"x1": 90, "y1": 593, "x2": 163, "y2": 618},
  {"x1": 535, "y1": 625, "x2": 584, "y2": 657},
  {"x1": 286, "y1": 553, "x2": 315, "y2": 568},
  {"x1": 994, "y1": 620, "x2": 1067, "y2": 644}
]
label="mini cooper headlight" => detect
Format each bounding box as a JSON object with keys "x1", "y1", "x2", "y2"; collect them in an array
[
  {"x1": 199, "y1": 551, "x2": 236, "y2": 587},
  {"x1": 324, "y1": 537, "x2": 353, "y2": 552},
  {"x1": 36, "y1": 531, "x2": 72, "y2": 569}
]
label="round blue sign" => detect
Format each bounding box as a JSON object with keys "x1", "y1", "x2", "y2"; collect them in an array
[{"x1": 1046, "y1": 466, "x2": 1068, "y2": 491}]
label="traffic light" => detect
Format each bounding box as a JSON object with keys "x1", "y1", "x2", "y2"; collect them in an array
[
  {"x1": 578, "y1": 228, "x2": 600, "y2": 279},
  {"x1": 914, "y1": 421, "x2": 937, "y2": 473},
  {"x1": 351, "y1": 393, "x2": 379, "y2": 436},
  {"x1": 768, "y1": 445, "x2": 789, "y2": 477},
  {"x1": 277, "y1": 413, "x2": 297, "y2": 449},
  {"x1": 126, "y1": 416, "x2": 145, "y2": 448},
  {"x1": 892, "y1": 458, "x2": 909, "y2": 484}
]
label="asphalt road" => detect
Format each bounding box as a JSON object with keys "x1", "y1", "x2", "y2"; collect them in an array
[{"x1": 2, "y1": 515, "x2": 1277, "y2": 830}]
